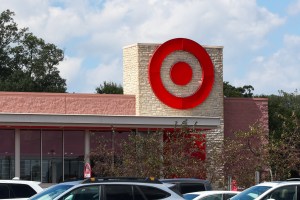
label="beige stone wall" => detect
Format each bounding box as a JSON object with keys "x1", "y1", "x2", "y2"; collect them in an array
[{"x1": 123, "y1": 42, "x2": 225, "y2": 188}]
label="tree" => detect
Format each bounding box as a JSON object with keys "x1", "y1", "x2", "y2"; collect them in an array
[
  {"x1": 223, "y1": 123, "x2": 269, "y2": 188},
  {"x1": 90, "y1": 123, "x2": 207, "y2": 179},
  {"x1": 95, "y1": 81, "x2": 123, "y2": 94},
  {"x1": 0, "y1": 9, "x2": 66, "y2": 92},
  {"x1": 223, "y1": 81, "x2": 254, "y2": 97},
  {"x1": 268, "y1": 111, "x2": 300, "y2": 180},
  {"x1": 224, "y1": 110, "x2": 300, "y2": 187},
  {"x1": 259, "y1": 90, "x2": 300, "y2": 140}
]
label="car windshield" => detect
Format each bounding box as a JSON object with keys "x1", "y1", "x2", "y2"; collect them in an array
[
  {"x1": 183, "y1": 194, "x2": 199, "y2": 200},
  {"x1": 30, "y1": 184, "x2": 75, "y2": 200},
  {"x1": 231, "y1": 185, "x2": 271, "y2": 200},
  {"x1": 167, "y1": 184, "x2": 183, "y2": 197}
]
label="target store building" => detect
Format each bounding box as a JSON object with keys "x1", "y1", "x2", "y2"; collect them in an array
[{"x1": 0, "y1": 38, "x2": 268, "y2": 186}]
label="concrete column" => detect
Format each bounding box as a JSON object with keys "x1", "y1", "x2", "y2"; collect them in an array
[
  {"x1": 15, "y1": 129, "x2": 20, "y2": 178},
  {"x1": 84, "y1": 130, "x2": 90, "y2": 164}
]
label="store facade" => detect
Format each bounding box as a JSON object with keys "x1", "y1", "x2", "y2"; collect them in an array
[{"x1": 0, "y1": 38, "x2": 268, "y2": 185}]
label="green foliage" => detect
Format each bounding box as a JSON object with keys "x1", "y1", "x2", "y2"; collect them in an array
[
  {"x1": 223, "y1": 123, "x2": 269, "y2": 188},
  {"x1": 95, "y1": 81, "x2": 123, "y2": 94},
  {"x1": 224, "y1": 111, "x2": 300, "y2": 187},
  {"x1": 260, "y1": 90, "x2": 300, "y2": 140},
  {"x1": 0, "y1": 9, "x2": 66, "y2": 92},
  {"x1": 223, "y1": 81, "x2": 254, "y2": 97},
  {"x1": 268, "y1": 112, "x2": 300, "y2": 180},
  {"x1": 119, "y1": 131, "x2": 164, "y2": 177},
  {"x1": 90, "y1": 124, "x2": 206, "y2": 179}
]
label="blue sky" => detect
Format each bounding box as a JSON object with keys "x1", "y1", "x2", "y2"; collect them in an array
[{"x1": 1, "y1": 0, "x2": 300, "y2": 95}]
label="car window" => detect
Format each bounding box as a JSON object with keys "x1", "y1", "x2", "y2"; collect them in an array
[
  {"x1": 60, "y1": 186, "x2": 99, "y2": 200},
  {"x1": 138, "y1": 185, "x2": 171, "y2": 200},
  {"x1": 31, "y1": 184, "x2": 74, "y2": 200},
  {"x1": 202, "y1": 194, "x2": 222, "y2": 200},
  {"x1": 133, "y1": 186, "x2": 146, "y2": 200},
  {"x1": 231, "y1": 185, "x2": 271, "y2": 200},
  {"x1": 167, "y1": 185, "x2": 182, "y2": 196},
  {"x1": 298, "y1": 185, "x2": 300, "y2": 200},
  {"x1": 180, "y1": 183, "x2": 205, "y2": 194},
  {"x1": 0, "y1": 184, "x2": 10, "y2": 199},
  {"x1": 261, "y1": 185, "x2": 296, "y2": 200},
  {"x1": 10, "y1": 183, "x2": 37, "y2": 198},
  {"x1": 223, "y1": 193, "x2": 238, "y2": 200},
  {"x1": 104, "y1": 185, "x2": 133, "y2": 200},
  {"x1": 183, "y1": 194, "x2": 199, "y2": 200}
]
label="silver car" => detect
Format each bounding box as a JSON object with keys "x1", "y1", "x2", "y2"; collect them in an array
[
  {"x1": 29, "y1": 177, "x2": 184, "y2": 200},
  {"x1": 230, "y1": 179, "x2": 300, "y2": 200}
]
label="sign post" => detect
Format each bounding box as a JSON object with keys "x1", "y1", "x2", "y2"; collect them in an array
[{"x1": 84, "y1": 162, "x2": 92, "y2": 178}]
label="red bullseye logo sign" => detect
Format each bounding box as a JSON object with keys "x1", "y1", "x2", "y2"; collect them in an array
[{"x1": 148, "y1": 38, "x2": 214, "y2": 109}]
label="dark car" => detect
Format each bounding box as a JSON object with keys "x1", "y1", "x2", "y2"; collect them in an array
[{"x1": 160, "y1": 178, "x2": 212, "y2": 195}]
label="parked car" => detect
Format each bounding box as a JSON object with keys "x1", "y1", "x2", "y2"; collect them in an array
[
  {"x1": 29, "y1": 177, "x2": 185, "y2": 200},
  {"x1": 183, "y1": 190, "x2": 240, "y2": 200},
  {"x1": 160, "y1": 178, "x2": 212, "y2": 195},
  {"x1": 230, "y1": 179, "x2": 300, "y2": 200},
  {"x1": 0, "y1": 179, "x2": 43, "y2": 200}
]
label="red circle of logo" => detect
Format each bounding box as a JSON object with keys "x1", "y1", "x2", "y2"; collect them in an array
[
  {"x1": 170, "y1": 62, "x2": 193, "y2": 86},
  {"x1": 148, "y1": 38, "x2": 214, "y2": 109}
]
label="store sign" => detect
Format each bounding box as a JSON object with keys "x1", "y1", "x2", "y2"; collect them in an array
[
  {"x1": 148, "y1": 38, "x2": 214, "y2": 109},
  {"x1": 84, "y1": 162, "x2": 92, "y2": 178}
]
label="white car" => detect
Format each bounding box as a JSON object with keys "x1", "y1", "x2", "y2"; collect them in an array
[
  {"x1": 183, "y1": 190, "x2": 240, "y2": 200},
  {"x1": 29, "y1": 177, "x2": 185, "y2": 200},
  {"x1": 230, "y1": 179, "x2": 300, "y2": 200},
  {"x1": 0, "y1": 179, "x2": 43, "y2": 200}
]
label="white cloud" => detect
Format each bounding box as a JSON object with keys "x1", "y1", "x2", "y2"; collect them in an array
[
  {"x1": 57, "y1": 56, "x2": 83, "y2": 91},
  {"x1": 283, "y1": 34, "x2": 300, "y2": 47},
  {"x1": 242, "y1": 34, "x2": 300, "y2": 95},
  {"x1": 287, "y1": 0, "x2": 300, "y2": 15},
  {"x1": 58, "y1": 56, "x2": 82, "y2": 81},
  {"x1": 84, "y1": 59, "x2": 123, "y2": 93}
]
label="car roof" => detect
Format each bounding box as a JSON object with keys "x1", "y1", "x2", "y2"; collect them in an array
[
  {"x1": 160, "y1": 178, "x2": 210, "y2": 183},
  {"x1": 0, "y1": 179, "x2": 41, "y2": 184},
  {"x1": 185, "y1": 190, "x2": 240, "y2": 195},
  {"x1": 58, "y1": 180, "x2": 83, "y2": 185},
  {"x1": 255, "y1": 180, "x2": 300, "y2": 187}
]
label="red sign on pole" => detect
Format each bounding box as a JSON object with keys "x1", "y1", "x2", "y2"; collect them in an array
[{"x1": 84, "y1": 162, "x2": 92, "y2": 178}]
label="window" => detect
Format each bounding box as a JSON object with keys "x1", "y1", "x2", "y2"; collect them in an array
[
  {"x1": 261, "y1": 185, "x2": 296, "y2": 200},
  {"x1": 297, "y1": 185, "x2": 300, "y2": 200},
  {"x1": 180, "y1": 183, "x2": 205, "y2": 194},
  {"x1": 139, "y1": 186, "x2": 171, "y2": 200},
  {"x1": 33, "y1": 184, "x2": 74, "y2": 200},
  {"x1": 104, "y1": 185, "x2": 133, "y2": 200},
  {"x1": 42, "y1": 130, "x2": 63, "y2": 183},
  {"x1": 201, "y1": 194, "x2": 222, "y2": 200},
  {"x1": 0, "y1": 184, "x2": 10, "y2": 199},
  {"x1": 61, "y1": 186, "x2": 99, "y2": 200},
  {"x1": 0, "y1": 129, "x2": 15, "y2": 179},
  {"x1": 184, "y1": 194, "x2": 199, "y2": 200},
  {"x1": 20, "y1": 130, "x2": 41, "y2": 181},
  {"x1": 133, "y1": 186, "x2": 145, "y2": 200},
  {"x1": 224, "y1": 193, "x2": 238, "y2": 199},
  {"x1": 64, "y1": 131, "x2": 84, "y2": 181},
  {"x1": 10, "y1": 183, "x2": 37, "y2": 198}
]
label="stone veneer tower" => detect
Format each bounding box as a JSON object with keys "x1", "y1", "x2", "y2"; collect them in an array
[{"x1": 123, "y1": 40, "x2": 224, "y2": 187}]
